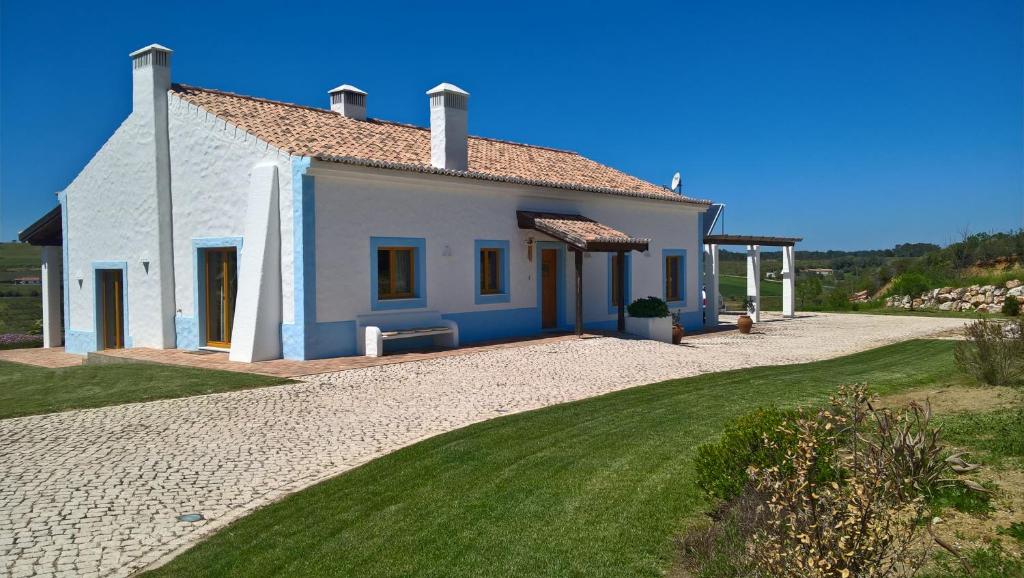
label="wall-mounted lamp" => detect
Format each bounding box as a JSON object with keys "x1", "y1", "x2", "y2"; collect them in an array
[
  {"x1": 524, "y1": 237, "x2": 535, "y2": 262},
  {"x1": 442, "y1": 244, "x2": 452, "y2": 257},
  {"x1": 139, "y1": 254, "x2": 151, "y2": 274},
  {"x1": 74, "y1": 270, "x2": 83, "y2": 288}
]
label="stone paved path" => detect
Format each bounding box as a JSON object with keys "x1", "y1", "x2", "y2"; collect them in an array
[{"x1": 0, "y1": 313, "x2": 968, "y2": 577}]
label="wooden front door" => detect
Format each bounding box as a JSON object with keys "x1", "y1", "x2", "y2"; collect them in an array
[
  {"x1": 204, "y1": 248, "x2": 238, "y2": 348},
  {"x1": 99, "y1": 270, "x2": 124, "y2": 350},
  {"x1": 541, "y1": 249, "x2": 558, "y2": 328}
]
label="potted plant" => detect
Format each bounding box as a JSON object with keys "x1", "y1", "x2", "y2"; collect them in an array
[
  {"x1": 738, "y1": 297, "x2": 755, "y2": 334},
  {"x1": 670, "y1": 310, "x2": 685, "y2": 344},
  {"x1": 625, "y1": 296, "x2": 673, "y2": 343}
]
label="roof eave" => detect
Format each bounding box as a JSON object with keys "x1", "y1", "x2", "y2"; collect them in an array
[{"x1": 313, "y1": 153, "x2": 712, "y2": 206}]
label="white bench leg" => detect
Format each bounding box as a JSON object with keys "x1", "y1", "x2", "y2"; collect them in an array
[
  {"x1": 438, "y1": 320, "x2": 459, "y2": 349},
  {"x1": 365, "y1": 326, "x2": 383, "y2": 357}
]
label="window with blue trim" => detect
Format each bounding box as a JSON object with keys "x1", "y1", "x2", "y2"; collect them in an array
[
  {"x1": 370, "y1": 237, "x2": 426, "y2": 310},
  {"x1": 474, "y1": 240, "x2": 510, "y2": 304},
  {"x1": 663, "y1": 249, "x2": 686, "y2": 305}
]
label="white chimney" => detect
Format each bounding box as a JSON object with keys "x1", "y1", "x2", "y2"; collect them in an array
[
  {"x1": 328, "y1": 85, "x2": 367, "y2": 120},
  {"x1": 427, "y1": 83, "x2": 469, "y2": 171},
  {"x1": 128, "y1": 43, "x2": 177, "y2": 348},
  {"x1": 130, "y1": 44, "x2": 172, "y2": 116}
]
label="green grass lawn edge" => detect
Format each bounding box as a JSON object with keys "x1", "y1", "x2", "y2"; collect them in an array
[
  {"x1": 146, "y1": 339, "x2": 969, "y2": 578},
  {"x1": 0, "y1": 360, "x2": 291, "y2": 419}
]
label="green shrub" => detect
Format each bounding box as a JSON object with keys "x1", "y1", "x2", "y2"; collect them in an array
[
  {"x1": 626, "y1": 296, "x2": 669, "y2": 318},
  {"x1": 954, "y1": 319, "x2": 1024, "y2": 386},
  {"x1": 693, "y1": 407, "x2": 801, "y2": 501},
  {"x1": 1002, "y1": 295, "x2": 1020, "y2": 316},
  {"x1": 889, "y1": 272, "x2": 931, "y2": 309}
]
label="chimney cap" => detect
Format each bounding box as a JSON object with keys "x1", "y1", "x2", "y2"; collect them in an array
[
  {"x1": 426, "y1": 82, "x2": 469, "y2": 97},
  {"x1": 129, "y1": 43, "x2": 173, "y2": 58},
  {"x1": 328, "y1": 84, "x2": 367, "y2": 96}
]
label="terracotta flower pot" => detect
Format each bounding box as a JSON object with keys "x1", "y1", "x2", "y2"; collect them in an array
[
  {"x1": 737, "y1": 315, "x2": 753, "y2": 334},
  {"x1": 672, "y1": 324, "x2": 684, "y2": 345}
]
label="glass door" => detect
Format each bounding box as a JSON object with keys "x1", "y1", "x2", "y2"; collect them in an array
[
  {"x1": 204, "y1": 248, "x2": 237, "y2": 348},
  {"x1": 99, "y1": 270, "x2": 124, "y2": 349}
]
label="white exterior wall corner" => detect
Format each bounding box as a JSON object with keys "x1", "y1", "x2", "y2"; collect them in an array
[
  {"x1": 62, "y1": 115, "x2": 171, "y2": 353},
  {"x1": 167, "y1": 94, "x2": 295, "y2": 347},
  {"x1": 306, "y1": 163, "x2": 706, "y2": 356}
]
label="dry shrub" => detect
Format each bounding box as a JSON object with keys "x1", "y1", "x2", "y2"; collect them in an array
[
  {"x1": 747, "y1": 385, "x2": 983, "y2": 578},
  {"x1": 954, "y1": 319, "x2": 1024, "y2": 386}
]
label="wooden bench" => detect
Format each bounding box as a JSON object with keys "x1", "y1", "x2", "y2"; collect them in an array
[{"x1": 356, "y1": 311, "x2": 459, "y2": 357}]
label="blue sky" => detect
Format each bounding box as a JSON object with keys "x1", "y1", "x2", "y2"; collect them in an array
[{"x1": 1, "y1": 0, "x2": 1021, "y2": 249}]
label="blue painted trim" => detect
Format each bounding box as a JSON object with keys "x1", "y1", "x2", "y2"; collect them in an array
[
  {"x1": 191, "y1": 237, "x2": 243, "y2": 349},
  {"x1": 58, "y1": 191, "x2": 70, "y2": 341},
  {"x1": 474, "y1": 239, "x2": 511, "y2": 304},
  {"x1": 283, "y1": 157, "x2": 314, "y2": 360},
  {"x1": 370, "y1": 236, "x2": 427, "y2": 311},
  {"x1": 677, "y1": 309, "x2": 703, "y2": 332},
  {"x1": 442, "y1": 307, "x2": 539, "y2": 343},
  {"x1": 697, "y1": 212, "x2": 706, "y2": 326},
  {"x1": 606, "y1": 252, "x2": 632, "y2": 314},
  {"x1": 91, "y1": 261, "x2": 131, "y2": 350},
  {"x1": 534, "y1": 241, "x2": 569, "y2": 331},
  {"x1": 662, "y1": 248, "x2": 687, "y2": 308},
  {"x1": 175, "y1": 316, "x2": 199, "y2": 350},
  {"x1": 66, "y1": 330, "x2": 96, "y2": 354},
  {"x1": 307, "y1": 320, "x2": 358, "y2": 359}
]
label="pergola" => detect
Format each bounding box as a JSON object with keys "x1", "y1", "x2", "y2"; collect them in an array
[
  {"x1": 517, "y1": 211, "x2": 649, "y2": 335},
  {"x1": 703, "y1": 233, "x2": 802, "y2": 324}
]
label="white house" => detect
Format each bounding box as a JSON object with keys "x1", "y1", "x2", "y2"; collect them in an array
[{"x1": 21, "y1": 44, "x2": 794, "y2": 363}]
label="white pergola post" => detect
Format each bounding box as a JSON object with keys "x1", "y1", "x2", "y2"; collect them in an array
[
  {"x1": 40, "y1": 246, "x2": 63, "y2": 348},
  {"x1": 782, "y1": 245, "x2": 796, "y2": 318},
  {"x1": 704, "y1": 243, "x2": 720, "y2": 326},
  {"x1": 746, "y1": 244, "x2": 761, "y2": 322}
]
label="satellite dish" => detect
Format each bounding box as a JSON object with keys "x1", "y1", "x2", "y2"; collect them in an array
[{"x1": 670, "y1": 172, "x2": 681, "y2": 193}]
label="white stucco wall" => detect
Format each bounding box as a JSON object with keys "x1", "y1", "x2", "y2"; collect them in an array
[
  {"x1": 62, "y1": 115, "x2": 169, "y2": 351},
  {"x1": 309, "y1": 164, "x2": 704, "y2": 337},
  {"x1": 167, "y1": 95, "x2": 294, "y2": 325}
]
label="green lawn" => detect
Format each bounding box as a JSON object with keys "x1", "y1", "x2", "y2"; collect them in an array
[
  {"x1": 0, "y1": 360, "x2": 291, "y2": 419},
  {"x1": 148, "y1": 339, "x2": 968, "y2": 578},
  {"x1": 719, "y1": 274, "x2": 784, "y2": 310}
]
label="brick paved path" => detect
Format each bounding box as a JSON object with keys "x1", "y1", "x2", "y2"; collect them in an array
[{"x1": 0, "y1": 314, "x2": 967, "y2": 577}]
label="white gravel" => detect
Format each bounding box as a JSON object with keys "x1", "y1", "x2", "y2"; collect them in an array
[{"x1": 0, "y1": 312, "x2": 968, "y2": 577}]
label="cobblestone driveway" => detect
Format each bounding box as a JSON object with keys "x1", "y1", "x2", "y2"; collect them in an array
[{"x1": 0, "y1": 313, "x2": 967, "y2": 577}]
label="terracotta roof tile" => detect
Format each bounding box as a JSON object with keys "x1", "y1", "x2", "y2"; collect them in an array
[
  {"x1": 516, "y1": 211, "x2": 650, "y2": 251},
  {"x1": 170, "y1": 84, "x2": 709, "y2": 205}
]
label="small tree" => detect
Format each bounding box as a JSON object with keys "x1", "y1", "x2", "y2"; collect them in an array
[
  {"x1": 889, "y1": 272, "x2": 930, "y2": 310},
  {"x1": 796, "y1": 276, "x2": 823, "y2": 308}
]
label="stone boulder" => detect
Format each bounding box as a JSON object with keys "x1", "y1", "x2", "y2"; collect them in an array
[{"x1": 1007, "y1": 279, "x2": 1022, "y2": 290}]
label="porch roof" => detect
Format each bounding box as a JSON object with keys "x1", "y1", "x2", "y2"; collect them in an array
[
  {"x1": 18, "y1": 205, "x2": 62, "y2": 246},
  {"x1": 703, "y1": 233, "x2": 802, "y2": 247},
  {"x1": 516, "y1": 211, "x2": 650, "y2": 252}
]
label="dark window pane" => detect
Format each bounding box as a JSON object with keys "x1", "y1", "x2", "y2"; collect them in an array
[
  {"x1": 377, "y1": 249, "x2": 390, "y2": 297},
  {"x1": 394, "y1": 249, "x2": 412, "y2": 294}
]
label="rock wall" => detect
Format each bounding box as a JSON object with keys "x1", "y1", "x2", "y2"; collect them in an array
[{"x1": 885, "y1": 280, "x2": 1023, "y2": 312}]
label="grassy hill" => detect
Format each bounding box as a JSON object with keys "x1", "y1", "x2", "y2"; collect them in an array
[{"x1": 0, "y1": 243, "x2": 42, "y2": 336}]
